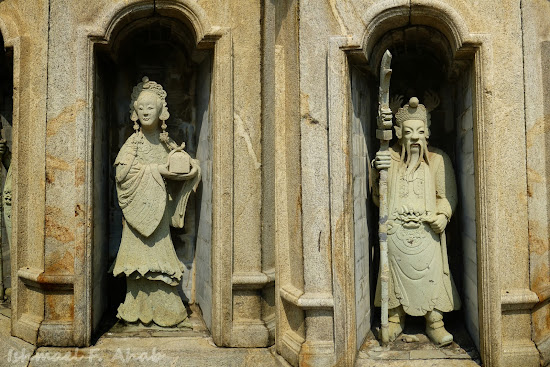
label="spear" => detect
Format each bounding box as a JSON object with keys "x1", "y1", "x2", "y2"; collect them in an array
[{"x1": 377, "y1": 50, "x2": 392, "y2": 345}]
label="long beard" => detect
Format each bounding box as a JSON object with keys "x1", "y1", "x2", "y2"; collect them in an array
[{"x1": 400, "y1": 140, "x2": 429, "y2": 173}]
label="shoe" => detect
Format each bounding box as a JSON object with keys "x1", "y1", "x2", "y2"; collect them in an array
[
  {"x1": 388, "y1": 320, "x2": 404, "y2": 342},
  {"x1": 426, "y1": 325, "x2": 453, "y2": 347}
]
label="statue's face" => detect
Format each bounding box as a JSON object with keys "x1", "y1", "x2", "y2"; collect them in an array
[
  {"x1": 135, "y1": 91, "x2": 161, "y2": 128},
  {"x1": 401, "y1": 119, "x2": 427, "y2": 154}
]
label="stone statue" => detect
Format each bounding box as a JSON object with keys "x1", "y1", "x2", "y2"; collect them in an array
[
  {"x1": 112, "y1": 77, "x2": 201, "y2": 327},
  {"x1": 371, "y1": 97, "x2": 460, "y2": 346}
]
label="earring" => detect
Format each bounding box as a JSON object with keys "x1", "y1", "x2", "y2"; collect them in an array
[
  {"x1": 131, "y1": 111, "x2": 139, "y2": 132},
  {"x1": 160, "y1": 120, "x2": 169, "y2": 143}
]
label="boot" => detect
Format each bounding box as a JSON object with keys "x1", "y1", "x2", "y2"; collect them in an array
[
  {"x1": 386, "y1": 306, "x2": 405, "y2": 342},
  {"x1": 425, "y1": 309, "x2": 453, "y2": 347}
]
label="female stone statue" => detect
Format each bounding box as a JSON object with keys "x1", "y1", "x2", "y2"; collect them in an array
[{"x1": 112, "y1": 76, "x2": 200, "y2": 327}]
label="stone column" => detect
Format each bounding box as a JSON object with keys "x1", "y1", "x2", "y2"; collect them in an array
[
  {"x1": 225, "y1": 0, "x2": 270, "y2": 348},
  {"x1": 1, "y1": 0, "x2": 49, "y2": 345},
  {"x1": 522, "y1": 0, "x2": 550, "y2": 365},
  {"x1": 297, "y1": 3, "x2": 337, "y2": 365}
]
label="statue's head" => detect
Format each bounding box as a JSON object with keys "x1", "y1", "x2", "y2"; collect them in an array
[
  {"x1": 394, "y1": 97, "x2": 429, "y2": 167},
  {"x1": 130, "y1": 76, "x2": 170, "y2": 131}
]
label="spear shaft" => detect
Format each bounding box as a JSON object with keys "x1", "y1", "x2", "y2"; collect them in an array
[{"x1": 377, "y1": 50, "x2": 392, "y2": 345}]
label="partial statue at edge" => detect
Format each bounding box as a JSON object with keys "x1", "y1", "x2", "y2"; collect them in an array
[
  {"x1": 0, "y1": 124, "x2": 12, "y2": 302},
  {"x1": 112, "y1": 76, "x2": 201, "y2": 327},
  {"x1": 372, "y1": 73, "x2": 460, "y2": 345}
]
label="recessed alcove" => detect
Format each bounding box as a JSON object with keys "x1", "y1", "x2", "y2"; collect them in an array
[
  {"x1": 350, "y1": 25, "x2": 480, "y2": 358},
  {"x1": 92, "y1": 15, "x2": 213, "y2": 338},
  {"x1": 0, "y1": 31, "x2": 12, "y2": 304}
]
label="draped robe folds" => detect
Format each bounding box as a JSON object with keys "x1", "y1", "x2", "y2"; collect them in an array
[
  {"x1": 2, "y1": 164, "x2": 12, "y2": 246},
  {"x1": 112, "y1": 132, "x2": 201, "y2": 326},
  {"x1": 372, "y1": 145, "x2": 461, "y2": 316}
]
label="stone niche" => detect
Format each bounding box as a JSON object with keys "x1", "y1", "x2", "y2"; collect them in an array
[
  {"x1": 92, "y1": 15, "x2": 213, "y2": 336},
  {"x1": 0, "y1": 31, "x2": 12, "y2": 301},
  {"x1": 350, "y1": 25, "x2": 480, "y2": 352}
]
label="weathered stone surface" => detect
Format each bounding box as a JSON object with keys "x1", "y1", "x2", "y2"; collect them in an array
[
  {"x1": 356, "y1": 359, "x2": 480, "y2": 367},
  {"x1": 28, "y1": 337, "x2": 283, "y2": 367},
  {"x1": 0, "y1": 0, "x2": 268, "y2": 350},
  {"x1": 523, "y1": 1, "x2": 550, "y2": 366},
  {"x1": 10, "y1": 304, "x2": 282, "y2": 367},
  {"x1": 0, "y1": 0, "x2": 549, "y2": 366},
  {"x1": 408, "y1": 350, "x2": 448, "y2": 359},
  {"x1": 0, "y1": 313, "x2": 36, "y2": 367},
  {"x1": 0, "y1": 0, "x2": 50, "y2": 347}
]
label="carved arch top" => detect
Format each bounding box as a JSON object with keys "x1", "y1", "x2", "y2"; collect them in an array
[
  {"x1": 87, "y1": 0, "x2": 218, "y2": 47},
  {"x1": 0, "y1": 7, "x2": 22, "y2": 47},
  {"x1": 361, "y1": 0, "x2": 474, "y2": 65}
]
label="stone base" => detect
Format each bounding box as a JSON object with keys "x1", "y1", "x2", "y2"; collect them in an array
[
  {"x1": 27, "y1": 336, "x2": 282, "y2": 367},
  {"x1": 359, "y1": 316, "x2": 480, "y2": 365},
  {"x1": 0, "y1": 311, "x2": 36, "y2": 367},
  {"x1": 299, "y1": 341, "x2": 335, "y2": 367},
  {"x1": 230, "y1": 320, "x2": 270, "y2": 347},
  {"x1": 355, "y1": 360, "x2": 480, "y2": 367},
  {"x1": 0, "y1": 304, "x2": 281, "y2": 367},
  {"x1": 535, "y1": 334, "x2": 550, "y2": 366},
  {"x1": 501, "y1": 340, "x2": 540, "y2": 367}
]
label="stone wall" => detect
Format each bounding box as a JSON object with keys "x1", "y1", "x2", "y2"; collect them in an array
[
  {"x1": 1, "y1": 0, "x2": 550, "y2": 366},
  {"x1": 319, "y1": 1, "x2": 537, "y2": 365},
  {"x1": 523, "y1": 0, "x2": 550, "y2": 364},
  {"x1": 454, "y1": 66, "x2": 479, "y2": 349},
  {"x1": 0, "y1": 0, "x2": 50, "y2": 347},
  {"x1": 0, "y1": 0, "x2": 269, "y2": 349},
  {"x1": 195, "y1": 56, "x2": 213, "y2": 330},
  {"x1": 351, "y1": 66, "x2": 372, "y2": 350},
  {"x1": 91, "y1": 56, "x2": 111, "y2": 333}
]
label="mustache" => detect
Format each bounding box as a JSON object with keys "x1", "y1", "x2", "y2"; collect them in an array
[{"x1": 400, "y1": 139, "x2": 429, "y2": 170}]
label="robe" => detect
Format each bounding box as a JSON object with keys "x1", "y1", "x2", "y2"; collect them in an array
[
  {"x1": 372, "y1": 145, "x2": 461, "y2": 316},
  {"x1": 112, "y1": 132, "x2": 200, "y2": 326}
]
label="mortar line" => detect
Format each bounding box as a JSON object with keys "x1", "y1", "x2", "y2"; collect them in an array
[
  {"x1": 40, "y1": 0, "x2": 53, "y2": 341},
  {"x1": 519, "y1": 7, "x2": 539, "y2": 355},
  {"x1": 519, "y1": 0, "x2": 532, "y2": 287}
]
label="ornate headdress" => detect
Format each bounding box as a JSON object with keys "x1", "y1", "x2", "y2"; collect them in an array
[
  {"x1": 129, "y1": 76, "x2": 170, "y2": 135},
  {"x1": 395, "y1": 97, "x2": 427, "y2": 127}
]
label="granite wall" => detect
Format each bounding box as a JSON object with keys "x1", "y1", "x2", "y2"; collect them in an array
[
  {"x1": 350, "y1": 66, "x2": 373, "y2": 351},
  {"x1": 0, "y1": 1, "x2": 549, "y2": 366},
  {"x1": 454, "y1": 65, "x2": 479, "y2": 350}
]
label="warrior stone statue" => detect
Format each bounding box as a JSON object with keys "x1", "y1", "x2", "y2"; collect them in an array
[
  {"x1": 372, "y1": 96, "x2": 460, "y2": 346},
  {"x1": 112, "y1": 77, "x2": 201, "y2": 327}
]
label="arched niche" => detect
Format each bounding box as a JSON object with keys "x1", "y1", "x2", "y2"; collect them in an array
[
  {"x1": 350, "y1": 24, "x2": 480, "y2": 354},
  {"x1": 0, "y1": 30, "x2": 13, "y2": 303},
  {"x1": 326, "y1": 7, "x2": 494, "y2": 362},
  {"x1": 91, "y1": 13, "x2": 213, "y2": 338}
]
